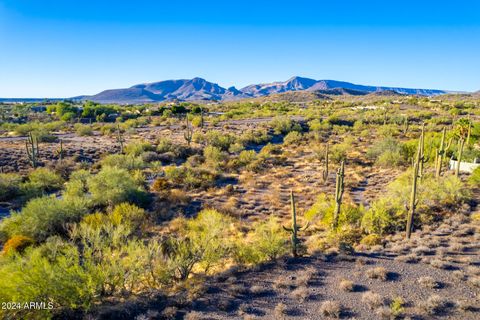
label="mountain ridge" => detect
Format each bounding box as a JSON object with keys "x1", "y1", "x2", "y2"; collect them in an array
[{"x1": 82, "y1": 76, "x2": 454, "y2": 103}]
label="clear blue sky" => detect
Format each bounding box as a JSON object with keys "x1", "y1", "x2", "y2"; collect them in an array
[{"x1": 1, "y1": 0, "x2": 479, "y2": 97}]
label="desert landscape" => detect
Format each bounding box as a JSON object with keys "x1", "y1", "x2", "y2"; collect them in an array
[
  {"x1": 1, "y1": 1, "x2": 479, "y2": 319},
  {"x1": 0, "y1": 89, "x2": 479, "y2": 319}
]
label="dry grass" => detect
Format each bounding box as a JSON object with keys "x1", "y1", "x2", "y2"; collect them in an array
[
  {"x1": 469, "y1": 276, "x2": 480, "y2": 288},
  {"x1": 184, "y1": 311, "x2": 202, "y2": 320},
  {"x1": 290, "y1": 286, "x2": 309, "y2": 302},
  {"x1": 362, "y1": 291, "x2": 383, "y2": 310},
  {"x1": 466, "y1": 266, "x2": 480, "y2": 276},
  {"x1": 418, "y1": 276, "x2": 439, "y2": 289},
  {"x1": 394, "y1": 253, "x2": 419, "y2": 263},
  {"x1": 273, "y1": 275, "x2": 293, "y2": 290},
  {"x1": 161, "y1": 307, "x2": 178, "y2": 319},
  {"x1": 366, "y1": 267, "x2": 388, "y2": 281},
  {"x1": 339, "y1": 279, "x2": 354, "y2": 292},
  {"x1": 375, "y1": 306, "x2": 392, "y2": 319},
  {"x1": 412, "y1": 245, "x2": 433, "y2": 255},
  {"x1": 274, "y1": 302, "x2": 287, "y2": 319},
  {"x1": 250, "y1": 285, "x2": 267, "y2": 295},
  {"x1": 452, "y1": 270, "x2": 467, "y2": 280},
  {"x1": 430, "y1": 259, "x2": 449, "y2": 269},
  {"x1": 296, "y1": 267, "x2": 315, "y2": 286},
  {"x1": 420, "y1": 294, "x2": 448, "y2": 315},
  {"x1": 319, "y1": 301, "x2": 342, "y2": 318}
]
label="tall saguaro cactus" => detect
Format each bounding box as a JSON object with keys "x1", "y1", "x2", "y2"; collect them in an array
[
  {"x1": 455, "y1": 138, "x2": 465, "y2": 177},
  {"x1": 116, "y1": 124, "x2": 124, "y2": 154},
  {"x1": 322, "y1": 143, "x2": 329, "y2": 184},
  {"x1": 184, "y1": 115, "x2": 193, "y2": 146},
  {"x1": 283, "y1": 190, "x2": 308, "y2": 257},
  {"x1": 466, "y1": 120, "x2": 472, "y2": 145},
  {"x1": 332, "y1": 161, "x2": 345, "y2": 229},
  {"x1": 25, "y1": 132, "x2": 39, "y2": 168},
  {"x1": 435, "y1": 127, "x2": 452, "y2": 178},
  {"x1": 200, "y1": 107, "x2": 205, "y2": 128},
  {"x1": 55, "y1": 139, "x2": 64, "y2": 163},
  {"x1": 417, "y1": 123, "x2": 430, "y2": 178},
  {"x1": 403, "y1": 116, "x2": 409, "y2": 135},
  {"x1": 406, "y1": 135, "x2": 423, "y2": 239}
]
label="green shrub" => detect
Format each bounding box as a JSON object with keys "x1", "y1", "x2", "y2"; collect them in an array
[
  {"x1": 305, "y1": 194, "x2": 363, "y2": 228},
  {"x1": 27, "y1": 167, "x2": 64, "y2": 192},
  {"x1": 470, "y1": 167, "x2": 480, "y2": 186},
  {"x1": 330, "y1": 143, "x2": 348, "y2": 164},
  {"x1": 238, "y1": 129, "x2": 271, "y2": 146},
  {"x1": 164, "y1": 165, "x2": 216, "y2": 190},
  {"x1": 100, "y1": 154, "x2": 146, "y2": 171},
  {"x1": 308, "y1": 119, "x2": 330, "y2": 132},
  {"x1": 74, "y1": 123, "x2": 94, "y2": 136},
  {"x1": 186, "y1": 209, "x2": 233, "y2": 273},
  {"x1": 124, "y1": 140, "x2": 154, "y2": 156},
  {"x1": 270, "y1": 116, "x2": 301, "y2": 134},
  {"x1": 283, "y1": 131, "x2": 303, "y2": 145},
  {"x1": 63, "y1": 170, "x2": 91, "y2": 199},
  {"x1": 367, "y1": 137, "x2": 405, "y2": 167},
  {"x1": 0, "y1": 240, "x2": 97, "y2": 319},
  {"x1": 361, "y1": 198, "x2": 404, "y2": 235},
  {"x1": 87, "y1": 166, "x2": 147, "y2": 207},
  {"x1": 109, "y1": 203, "x2": 146, "y2": 231},
  {"x1": 0, "y1": 196, "x2": 89, "y2": 242},
  {"x1": 238, "y1": 150, "x2": 257, "y2": 166},
  {"x1": 203, "y1": 145, "x2": 225, "y2": 169},
  {"x1": 360, "y1": 234, "x2": 382, "y2": 247},
  {"x1": 203, "y1": 130, "x2": 237, "y2": 151},
  {"x1": 0, "y1": 173, "x2": 22, "y2": 201},
  {"x1": 157, "y1": 137, "x2": 173, "y2": 153},
  {"x1": 234, "y1": 216, "x2": 288, "y2": 264}
]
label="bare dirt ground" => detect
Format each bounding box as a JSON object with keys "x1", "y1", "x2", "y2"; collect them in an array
[{"x1": 177, "y1": 196, "x2": 480, "y2": 320}]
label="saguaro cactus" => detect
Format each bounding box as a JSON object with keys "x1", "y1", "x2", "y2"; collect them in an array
[
  {"x1": 466, "y1": 120, "x2": 472, "y2": 145},
  {"x1": 455, "y1": 138, "x2": 465, "y2": 177},
  {"x1": 200, "y1": 107, "x2": 205, "y2": 128},
  {"x1": 116, "y1": 124, "x2": 124, "y2": 154},
  {"x1": 25, "y1": 132, "x2": 39, "y2": 168},
  {"x1": 403, "y1": 116, "x2": 409, "y2": 135},
  {"x1": 435, "y1": 127, "x2": 453, "y2": 178},
  {"x1": 55, "y1": 139, "x2": 64, "y2": 163},
  {"x1": 406, "y1": 135, "x2": 423, "y2": 239},
  {"x1": 417, "y1": 123, "x2": 430, "y2": 178},
  {"x1": 283, "y1": 190, "x2": 308, "y2": 257},
  {"x1": 184, "y1": 115, "x2": 193, "y2": 146},
  {"x1": 332, "y1": 160, "x2": 345, "y2": 229},
  {"x1": 322, "y1": 143, "x2": 329, "y2": 184}
]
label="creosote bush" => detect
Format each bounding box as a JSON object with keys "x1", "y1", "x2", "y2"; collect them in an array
[
  {"x1": 0, "y1": 196, "x2": 89, "y2": 242},
  {"x1": 234, "y1": 215, "x2": 288, "y2": 265}
]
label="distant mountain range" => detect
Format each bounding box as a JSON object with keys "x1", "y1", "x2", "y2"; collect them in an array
[
  {"x1": 81, "y1": 77, "x2": 452, "y2": 103},
  {"x1": 0, "y1": 77, "x2": 464, "y2": 104}
]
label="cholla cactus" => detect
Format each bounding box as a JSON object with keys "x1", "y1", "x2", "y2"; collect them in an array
[{"x1": 283, "y1": 190, "x2": 308, "y2": 257}]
